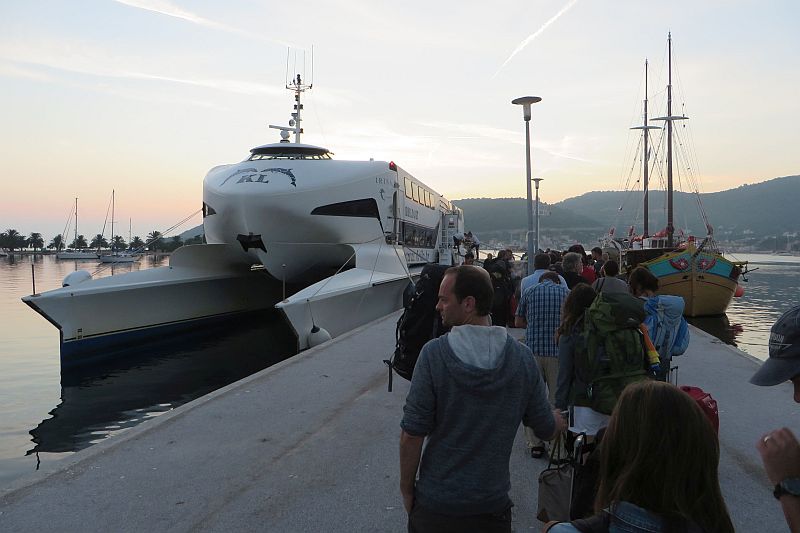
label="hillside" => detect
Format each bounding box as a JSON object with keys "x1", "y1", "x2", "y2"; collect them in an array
[
  {"x1": 556, "y1": 175, "x2": 800, "y2": 238},
  {"x1": 452, "y1": 198, "x2": 598, "y2": 232}
]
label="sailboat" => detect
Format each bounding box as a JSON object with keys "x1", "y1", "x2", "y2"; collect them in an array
[
  {"x1": 99, "y1": 190, "x2": 138, "y2": 264},
  {"x1": 56, "y1": 198, "x2": 100, "y2": 260},
  {"x1": 609, "y1": 33, "x2": 747, "y2": 317}
]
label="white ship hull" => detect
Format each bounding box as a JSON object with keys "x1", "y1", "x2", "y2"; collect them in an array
[
  {"x1": 56, "y1": 251, "x2": 99, "y2": 260},
  {"x1": 23, "y1": 244, "x2": 281, "y2": 365},
  {"x1": 99, "y1": 253, "x2": 139, "y2": 263}
]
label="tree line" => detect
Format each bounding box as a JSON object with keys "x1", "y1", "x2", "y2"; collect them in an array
[{"x1": 0, "y1": 229, "x2": 204, "y2": 253}]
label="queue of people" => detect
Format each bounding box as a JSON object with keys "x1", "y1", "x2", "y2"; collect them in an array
[{"x1": 398, "y1": 245, "x2": 800, "y2": 533}]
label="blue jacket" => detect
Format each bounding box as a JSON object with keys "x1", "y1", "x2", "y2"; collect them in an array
[
  {"x1": 547, "y1": 501, "x2": 705, "y2": 532},
  {"x1": 643, "y1": 295, "x2": 690, "y2": 363}
]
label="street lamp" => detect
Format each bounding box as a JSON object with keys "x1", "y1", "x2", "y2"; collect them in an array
[
  {"x1": 533, "y1": 177, "x2": 544, "y2": 254},
  {"x1": 511, "y1": 96, "x2": 542, "y2": 275}
]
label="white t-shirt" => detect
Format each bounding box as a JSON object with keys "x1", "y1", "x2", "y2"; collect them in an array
[{"x1": 569, "y1": 406, "x2": 610, "y2": 437}]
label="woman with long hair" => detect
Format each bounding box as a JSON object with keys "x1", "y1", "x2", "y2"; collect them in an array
[{"x1": 545, "y1": 381, "x2": 735, "y2": 532}]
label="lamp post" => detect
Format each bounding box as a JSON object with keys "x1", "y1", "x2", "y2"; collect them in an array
[
  {"x1": 511, "y1": 96, "x2": 542, "y2": 275},
  {"x1": 533, "y1": 177, "x2": 543, "y2": 254}
]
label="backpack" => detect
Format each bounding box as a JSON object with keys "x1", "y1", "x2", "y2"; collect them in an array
[
  {"x1": 385, "y1": 264, "x2": 450, "y2": 389},
  {"x1": 680, "y1": 385, "x2": 720, "y2": 434},
  {"x1": 643, "y1": 295, "x2": 690, "y2": 364},
  {"x1": 572, "y1": 292, "x2": 651, "y2": 415}
]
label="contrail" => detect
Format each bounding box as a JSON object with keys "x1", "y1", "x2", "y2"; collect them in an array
[
  {"x1": 111, "y1": 0, "x2": 294, "y2": 47},
  {"x1": 493, "y1": 0, "x2": 578, "y2": 78}
]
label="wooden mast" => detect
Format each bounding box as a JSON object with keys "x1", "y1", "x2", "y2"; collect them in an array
[{"x1": 666, "y1": 32, "x2": 674, "y2": 247}]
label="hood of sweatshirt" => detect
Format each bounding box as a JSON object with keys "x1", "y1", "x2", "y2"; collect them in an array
[{"x1": 441, "y1": 325, "x2": 521, "y2": 394}]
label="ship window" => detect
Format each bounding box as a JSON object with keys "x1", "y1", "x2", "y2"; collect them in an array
[
  {"x1": 248, "y1": 153, "x2": 332, "y2": 160},
  {"x1": 401, "y1": 221, "x2": 439, "y2": 250},
  {"x1": 404, "y1": 177, "x2": 413, "y2": 199},
  {"x1": 311, "y1": 198, "x2": 380, "y2": 220},
  {"x1": 412, "y1": 184, "x2": 419, "y2": 203}
]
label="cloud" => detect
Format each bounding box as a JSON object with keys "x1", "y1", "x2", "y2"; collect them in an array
[
  {"x1": 0, "y1": 61, "x2": 52, "y2": 82},
  {"x1": 111, "y1": 0, "x2": 293, "y2": 47},
  {"x1": 418, "y1": 119, "x2": 595, "y2": 163},
  {"x1": 493, "y1": 0, "x2": 578, "y2": 78},
  {"x1": 0, "y1": 39, "x2": 291, "y2": 99}
]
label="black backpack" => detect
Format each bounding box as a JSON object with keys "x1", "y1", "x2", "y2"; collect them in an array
[{"x1": 385, "y1": 263, "x2": 450, "y2": 391}]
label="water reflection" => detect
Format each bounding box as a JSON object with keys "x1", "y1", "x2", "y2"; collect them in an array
[
  {"x1": 28, "y1": 310, "x2": 296, "y2": 455},
  {"x1": 686, "y1": 314, "x2": 742, "y2": 347}
]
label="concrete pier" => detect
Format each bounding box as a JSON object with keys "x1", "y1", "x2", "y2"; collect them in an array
[{"x1": 1, "y1": 314, "x2": 795, "y2": 532}]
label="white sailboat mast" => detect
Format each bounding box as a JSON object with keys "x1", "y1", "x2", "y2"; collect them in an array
[
  {"x1": 111, "y1": 189, "x2": 115, "y2": 253},
  {"x1": 74, "y1": 197, "x2": 79, "y2": 245}
]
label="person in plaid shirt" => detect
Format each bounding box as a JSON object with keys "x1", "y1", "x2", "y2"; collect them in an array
[{"x1": 515, "y1": 271, "x2": 570, "y2": 459}]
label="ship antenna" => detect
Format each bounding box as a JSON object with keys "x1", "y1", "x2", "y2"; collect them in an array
[{"x1": 269, "y1": 48, "x2": 313, "y2": 144}]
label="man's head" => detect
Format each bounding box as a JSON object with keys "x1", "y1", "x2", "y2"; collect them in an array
[
  {"x1": 751, "y1": 305, "x2": 800, "y2": 402},
  {"x1": 540, "y1": 271, "x2": 561, "y2": 284},
  {"x1": 534, "y1": 253, "x2": 551, "y2": 270},
  {"x1": 562, "y1": 252, "x2": 583, "y2": 274},
  {"x1": 602, "y1": 260, "x2": 620, "y2": 277},
  {"x1": 463, "y1": 252, "x2": 475, "y2": 265},
  {"x1": 591, "y1": 247, "x2": 603, "y2": 260},
  {"x1": 436, "y1": 265, "x2": 493, "y2": 327}
]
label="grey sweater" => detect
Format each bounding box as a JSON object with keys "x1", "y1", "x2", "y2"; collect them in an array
[{"x1": 401, "y1": 327, "x2": 555, "y2": 516}]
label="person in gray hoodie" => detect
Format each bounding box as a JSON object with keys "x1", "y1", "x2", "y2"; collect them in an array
[{"x1": 400, "y1": 265, "x2": 565, "y2": 533}]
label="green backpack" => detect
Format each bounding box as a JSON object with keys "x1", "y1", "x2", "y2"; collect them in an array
[{"x1": 572, "y1": 292, "x2": 651, "y2": 415}]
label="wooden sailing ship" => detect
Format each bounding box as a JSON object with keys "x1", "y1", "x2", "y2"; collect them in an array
[{"x1": 609, "y1": 33, "x2": 747, "y2": 317}]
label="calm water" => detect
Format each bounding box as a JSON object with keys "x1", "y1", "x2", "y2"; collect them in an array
[
  {"x1": 0, "y1": 252, "x2": 797, "y2": 489},
  {"x1": 0, "y1": 254, "x2": 296, "y2": 488}
]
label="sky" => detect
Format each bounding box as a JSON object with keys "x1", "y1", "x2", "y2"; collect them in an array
[{"x1": 2, "y1": 0, "x2": 798, "y2": 240}]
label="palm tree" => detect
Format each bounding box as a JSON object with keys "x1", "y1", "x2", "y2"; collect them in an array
[
  {"x1": 90, "y1": 234, "x2": 109, "y2": 250},
  {"x1": 74, "y1": 235, "x2": 88, "y2": 249},
  {"x1": 129, "y1": 236, "x2": 145, "y2": 251},
  {"x1": 48, "y1": 234, "x2": 65, "y2": 251},
  {"x1": 166, "y1": 235, "x2": 183, "y2": 252},
  {"x1": 112, "y1": 235, "x2": 127, "y2": 251},
  {"x1": 28, "y1": 232, "x2": 44, "y2": 252},
  {"x1": 146, "y1": 230, "x2": 163, "y2": 248},
  {"x1": 1, "y1": 229, "x2": 27, "y2": 252}
]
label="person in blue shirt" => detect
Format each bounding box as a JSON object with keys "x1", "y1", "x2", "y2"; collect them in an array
[
  {"x1": 520, "y1": 253, "x2": 567, "y2": 294},
  {"x1": 516, "y1": 271, "x2": 570, "y2": 459}
]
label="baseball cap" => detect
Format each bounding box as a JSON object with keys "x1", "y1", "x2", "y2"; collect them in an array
[{"x1": 750, "y1": 305, "x2": 800, "y2": 386}]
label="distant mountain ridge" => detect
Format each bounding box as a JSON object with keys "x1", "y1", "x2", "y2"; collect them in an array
[{"x1": 454, "y1": 175, "x2": 800, "y2": 240}]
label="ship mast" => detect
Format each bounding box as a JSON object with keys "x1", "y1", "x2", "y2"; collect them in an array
[
  {"x1": 630, "y1": 60, "x2": 660, "y2": 239},
  {"x1": 269, "y1": 51, "x2": 313, "y2": 144},
  {"x1": 74, "y1": 197, "x2": 78, "y2": 245},
  {"x1": 652, "y1": 32, "x2": 687, "y2": 247},
  {"x1": 666, "y1": 33, "x2": 674, "y2": 246}
]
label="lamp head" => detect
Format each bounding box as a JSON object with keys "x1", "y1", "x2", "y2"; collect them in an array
[{"x1": 512, "y1": 96, "x2": 542, "y2": 121}]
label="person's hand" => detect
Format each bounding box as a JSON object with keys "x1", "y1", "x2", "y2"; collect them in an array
[
  {"x1": 552, "y1": 408, "x2": 568, "y2": 436},
  {"x1": 757, "y1": 427, "x2": 800, "y2": 485}
]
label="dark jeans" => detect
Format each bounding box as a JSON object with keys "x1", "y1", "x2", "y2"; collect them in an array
[{"x1": 408, "y1": 503, "x2": 512, "y2": 533}]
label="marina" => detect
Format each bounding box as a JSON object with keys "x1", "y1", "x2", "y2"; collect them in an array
[{"x1": 2, "y1": 4, "x2": 798, "y2": 530}]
